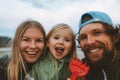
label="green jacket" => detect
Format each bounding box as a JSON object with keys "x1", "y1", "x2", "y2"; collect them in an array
[{"x1": 28, "y1": 53, "x2": 71, "y2": 80}]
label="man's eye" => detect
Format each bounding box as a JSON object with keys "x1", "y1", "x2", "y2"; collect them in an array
[
  {"x1": 94, "y1": 31, "x2": 102, "y2": 36},
  {"x1": 79, "y1": 36, "x2": 87, "y2": 41}
]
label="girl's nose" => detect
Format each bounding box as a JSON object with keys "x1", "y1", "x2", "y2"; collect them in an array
[{"x1": 59, "y1": 39, "x2": 64, "y2": 44}]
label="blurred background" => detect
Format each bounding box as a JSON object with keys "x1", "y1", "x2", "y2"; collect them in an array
[{"x1": 0, "y1": 0, "x2": 120, "y2": 59}]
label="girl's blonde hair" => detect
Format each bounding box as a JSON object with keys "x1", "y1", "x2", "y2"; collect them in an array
[
  {"x1": 46, "y1": 23, "x2": 77, "y2": 58},
  {"x1": 7, "y1": 20, "x2": 46, "y2": 80}
]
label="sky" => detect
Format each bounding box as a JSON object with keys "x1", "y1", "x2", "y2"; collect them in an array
[{"x1": 0, "y1": 0, "x2": 120, "y2": 38}]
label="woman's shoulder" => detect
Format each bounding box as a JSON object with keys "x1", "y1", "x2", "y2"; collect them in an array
[
  {"x1": 0, "y1": 55, "x2": 9, "y2": 80},
  {"x1": 0, "y1": 55, "x2": 9, "y2": 69}
]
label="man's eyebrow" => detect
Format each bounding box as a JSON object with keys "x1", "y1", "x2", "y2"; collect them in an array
[{"x1": 91, "y1": 28, "x2": 104, "y2": 32}]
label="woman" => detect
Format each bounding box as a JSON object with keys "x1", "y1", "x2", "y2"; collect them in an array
[{"x1": 0, "y1": 20, "x2": 46, "y2": 80}]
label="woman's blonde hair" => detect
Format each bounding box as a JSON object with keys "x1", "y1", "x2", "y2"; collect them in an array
[
  {"x1": 46, "y1": 23, "x2": 77, "y2": 58},
  {"x1": 7, "y1": 20, "x2": 46, "y2": 80}
]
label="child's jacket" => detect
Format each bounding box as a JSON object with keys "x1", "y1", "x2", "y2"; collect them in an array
[{"x1": 28, "y1": 52, "x2": 72, "y2": 80}]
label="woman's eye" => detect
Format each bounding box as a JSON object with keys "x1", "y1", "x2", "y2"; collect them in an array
[
  {"x1": 22, "y1": 38, "x2": 29, "y2": 42},
  {"x1": 36, "y1": 39, "x2": 44, "y2": 43}
]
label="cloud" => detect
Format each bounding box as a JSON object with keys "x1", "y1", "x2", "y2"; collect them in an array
[
  {"x1": 21, "y1": 0, "x2": 79, "y2": 9},
  {"x1": 0, "y1": 0, "x2": 120, "y2": 37}
]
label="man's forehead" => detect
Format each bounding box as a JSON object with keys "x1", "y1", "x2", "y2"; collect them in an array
[{"x1": 79, "y1": 23, "x2": 104, "y2": 34}]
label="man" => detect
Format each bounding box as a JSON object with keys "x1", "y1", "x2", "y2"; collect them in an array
[{"x1": 76, "y1": 11, "x2": 120, "y2": 80}]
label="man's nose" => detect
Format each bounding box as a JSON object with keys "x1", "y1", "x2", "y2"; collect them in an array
[{"x1": 86, "y1": 36, "x2": 95, "y2": 45}]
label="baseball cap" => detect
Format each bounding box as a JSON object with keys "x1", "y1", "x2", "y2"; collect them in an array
[{"x1": 79, "y1": 11, "x2": 114, "y2": 29}]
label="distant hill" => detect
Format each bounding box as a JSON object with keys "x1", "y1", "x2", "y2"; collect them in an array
[{"x1": 0, "y1": 36, "x2": 12, "y2": 48}]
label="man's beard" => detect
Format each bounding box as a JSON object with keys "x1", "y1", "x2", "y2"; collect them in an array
[{"x1": 84, "y1": 44, "x2": 114, "y2": 69}]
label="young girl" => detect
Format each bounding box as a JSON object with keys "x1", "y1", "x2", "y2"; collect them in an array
[
  {"x1": 28, "y1": 23, "x2": 77, "y2": 80},
  {"x1": 7, "y1": 20, "x2": 46, "y2": 80}
]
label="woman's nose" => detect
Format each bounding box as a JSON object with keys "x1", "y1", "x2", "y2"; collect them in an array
[{"x1": 29, "y1": 41, "x2": 36, "y2": 48}]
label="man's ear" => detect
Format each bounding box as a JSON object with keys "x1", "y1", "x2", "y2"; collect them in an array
[
  {"x1": 113, "y1": 34, "x2": 119, "y2": 44},
  {"x1": 116, "y1": 34, "x2": 119, "y2": 43}
]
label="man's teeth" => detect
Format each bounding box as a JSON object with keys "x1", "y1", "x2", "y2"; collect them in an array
[
  {"x1": 27, "y1": 52, "x2": 37, "y2": 54},
  {"x1": 90, "y1": 49, "x2": 99, "y2": 52}
]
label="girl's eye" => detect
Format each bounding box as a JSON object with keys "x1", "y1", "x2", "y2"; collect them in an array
[
  {"x1": 65, "y1": 38, "x2": 71, "y2": 42},
  {"x1": 54, "y1": 36, "x2": 59, "y2": 40}
]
